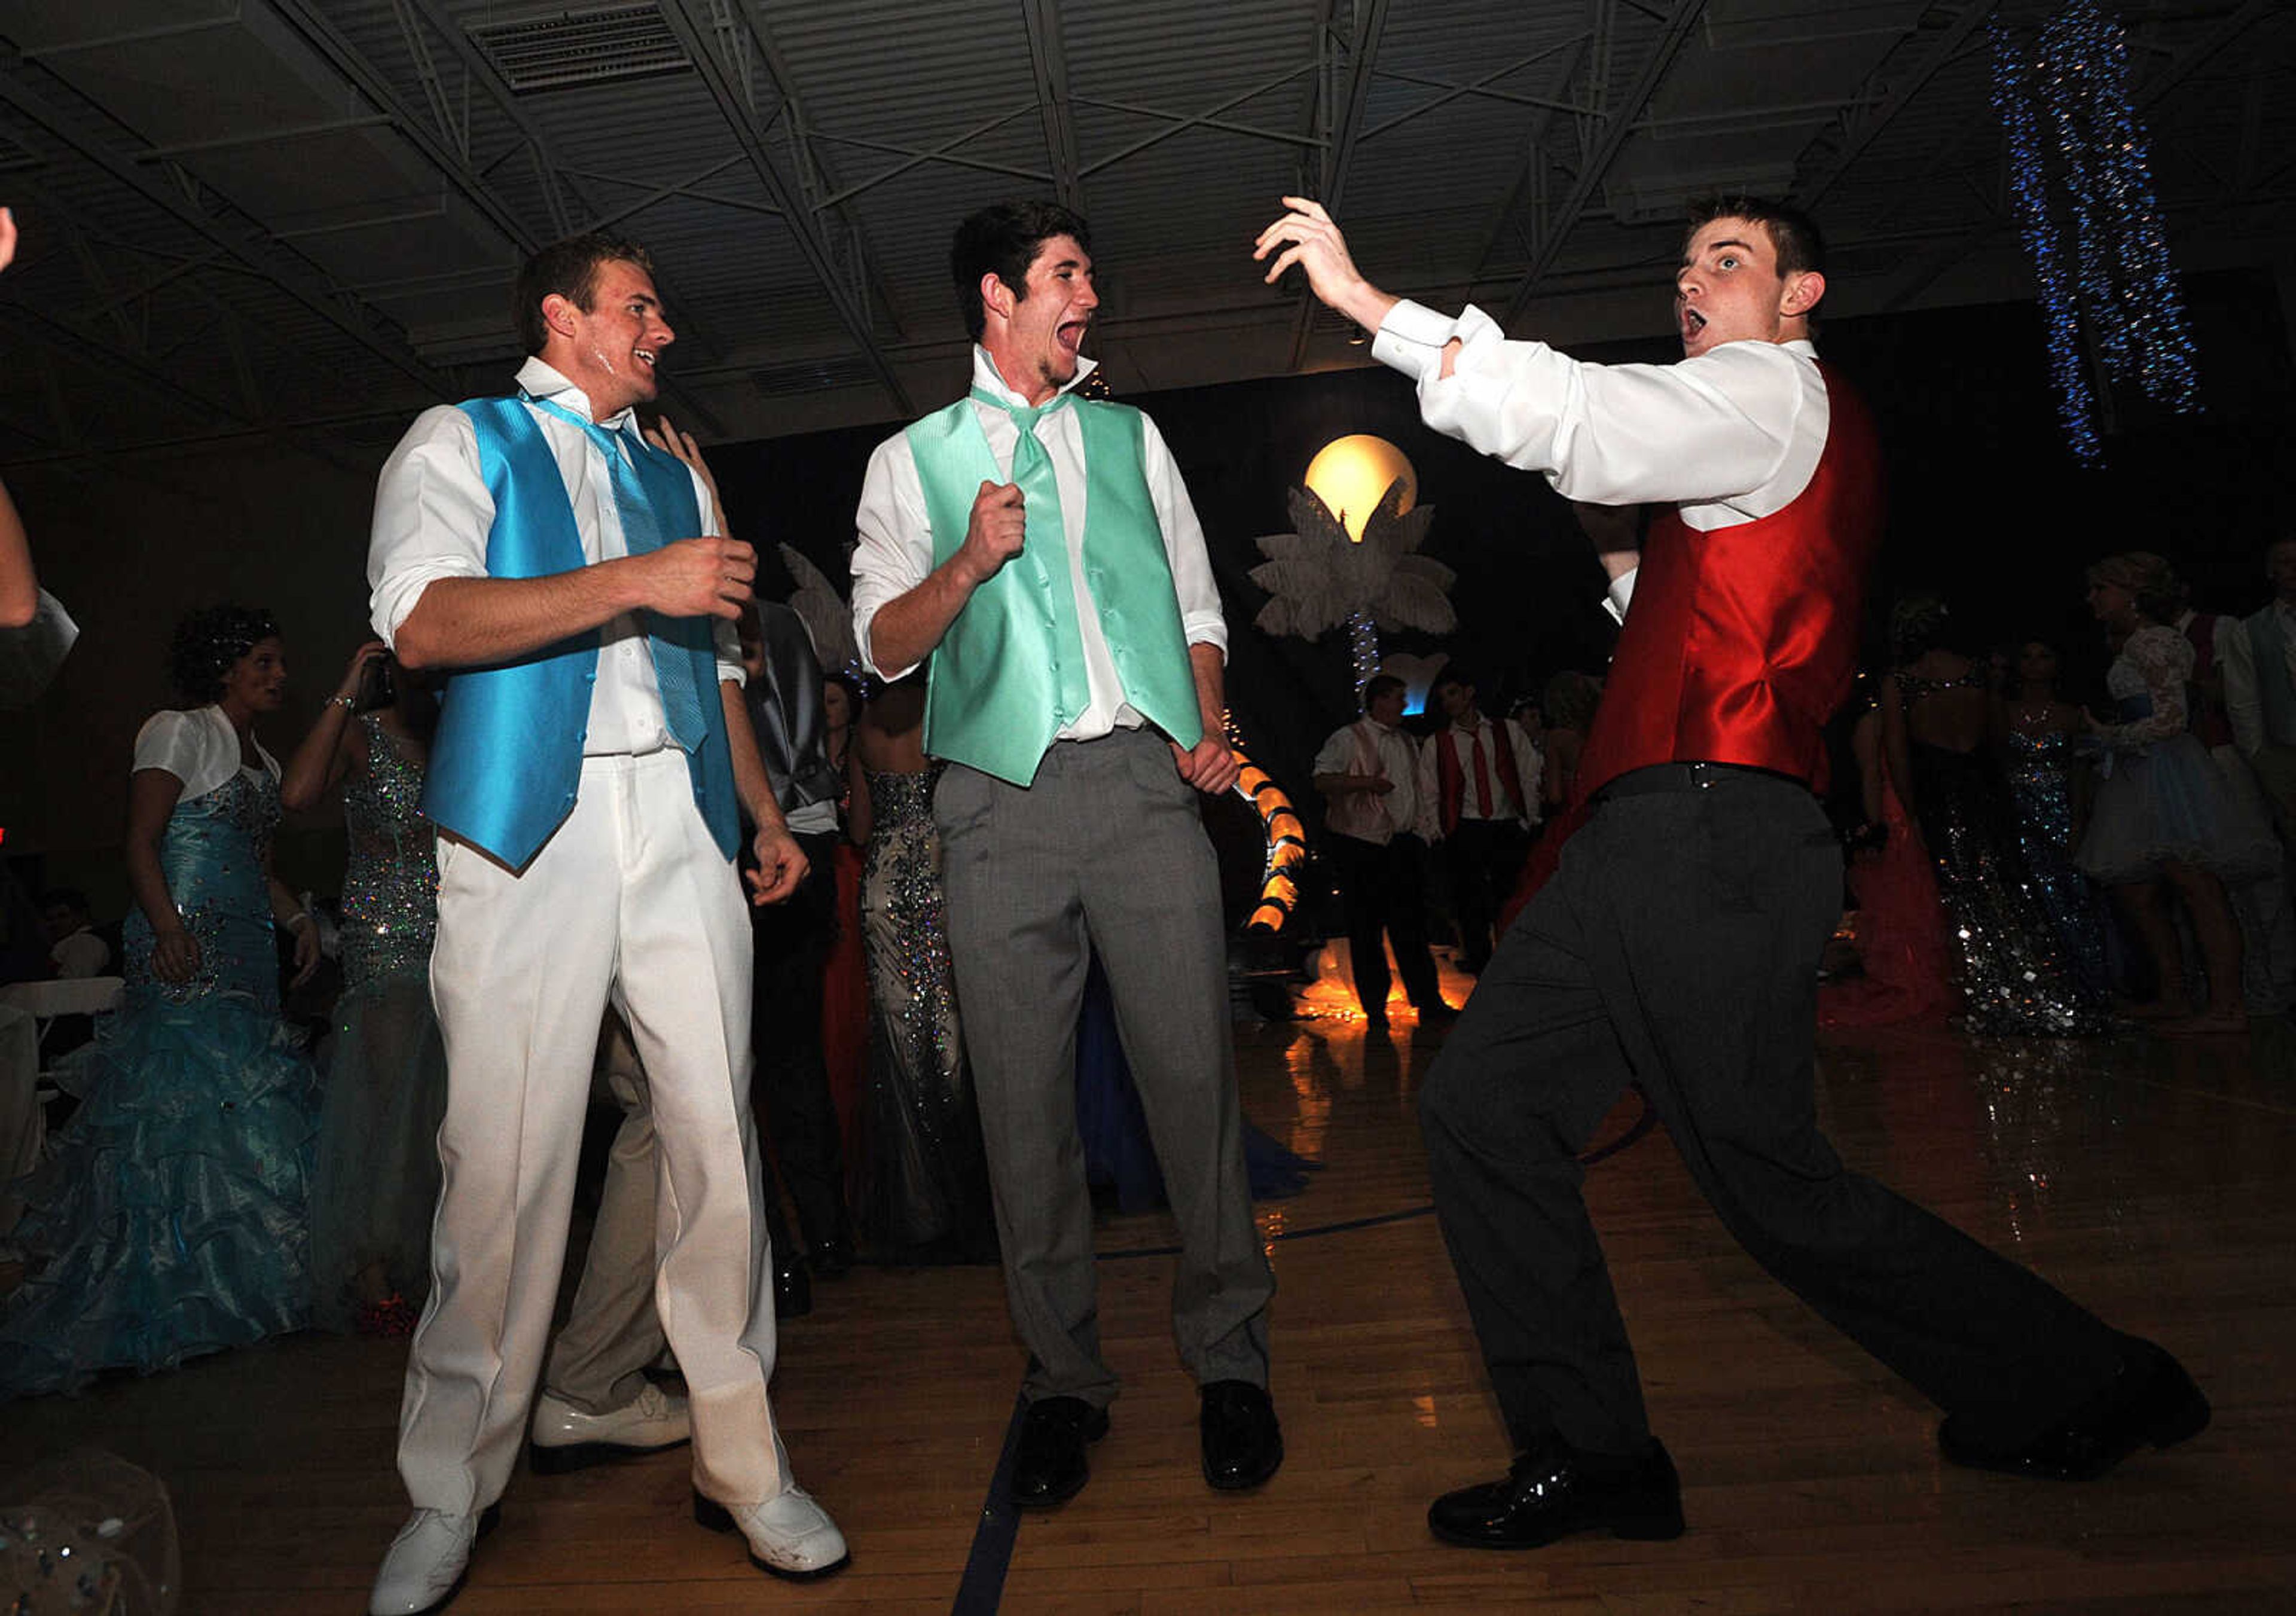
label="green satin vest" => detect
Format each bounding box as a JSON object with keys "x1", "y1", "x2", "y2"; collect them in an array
[{"x1": 905, "y1": 395, "x2": 1201, "y2": 787}]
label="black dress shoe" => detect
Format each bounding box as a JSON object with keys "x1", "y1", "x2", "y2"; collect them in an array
[
  {"x1": 808, "y1": 1239, "x2": 853, "y2": 1280},
  {"x1": 1413, "y1": 1001, "x2": 1461, "y2": 1027},
  {"x1": 1009, "y1": 1396, "x2": 1109, "y2": 1509},
  {"x1": 1938, "y1": 1340, "x2": 2209, "y2": 1481},
  {"x1": 1199, "y1": 1380, "x2": 1283, "y2": 1491},
  {"x1": 1428, "y1": 1435, "x2": 1684, "y2": 1550},
  {"x1": 773, "y1": 1260, "x2": 812, "y2": 1320}
]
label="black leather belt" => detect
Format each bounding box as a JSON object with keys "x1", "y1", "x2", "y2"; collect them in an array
[{"x1": 1592, "y1": 761, "x2": 1799, "y2": 801}]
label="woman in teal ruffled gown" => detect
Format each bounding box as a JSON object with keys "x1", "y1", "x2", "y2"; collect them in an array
[
  {"x1": 0, "y1": 606, "x2": 322, "y2": 1398},
  {"x1": 283, "y1": 638, "x2": 444, "y2": 1334}
]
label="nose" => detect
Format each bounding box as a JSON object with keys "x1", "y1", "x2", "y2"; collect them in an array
[
  {"x1": 651, "y1": 313, "x2": 676, "y2": 347},
  {"x1": 1076, "y1": 275, "x2": 1100, "y2": 312}
]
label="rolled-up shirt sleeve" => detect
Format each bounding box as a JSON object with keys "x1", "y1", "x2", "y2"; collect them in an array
[
  {"x1": 1142, "y1": 413, "x2": 1227, "y2": 658},
  {"x1": 694, "y1": 478, "x2": 744, "y2": 688},
  {"x1": 369, "y1": 405, "x2": 493, "y2": 648},
  {"x1": 850, "y1": 437, "x2": 933, "y2": 682},
  {"x1": 1371, "y1": 300, "x2": 1804, "y2": 510}
]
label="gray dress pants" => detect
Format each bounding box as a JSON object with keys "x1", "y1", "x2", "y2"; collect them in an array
[{"x1": 936, "y1": 728, "x2": 1274, "y2": 1407}]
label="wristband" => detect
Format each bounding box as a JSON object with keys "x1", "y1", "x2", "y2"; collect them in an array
[{"x1": 331, "y1": 694, "x2": 356, "y2": 711}]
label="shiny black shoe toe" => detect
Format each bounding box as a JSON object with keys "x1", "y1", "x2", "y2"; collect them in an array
[
  {"x1": 1939, "y1": 1340, "x2": 2209, "y2": 1481},
  {"x1": 808, "y1": 1238, "x2": 853, "y2": 1280},
  {"x1": 1428, "y1": 1436, "x2": 1684, "y2": 1550},
  {"x1": 1200, "y1": 1380, "x2": 1283, "y2": 1492},
  {"x1": 1009, "y1": 1395, "x2": 1109, "y2": 1510}
]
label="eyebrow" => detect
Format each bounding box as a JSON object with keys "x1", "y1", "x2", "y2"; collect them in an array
[{"x1": 1687, "y1": 237, "x2": 1754, "y2": 264}]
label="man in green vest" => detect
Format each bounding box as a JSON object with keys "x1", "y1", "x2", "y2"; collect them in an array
[{"x1": 851, "y1": 199, "x2": 1280, "y2": 1510}]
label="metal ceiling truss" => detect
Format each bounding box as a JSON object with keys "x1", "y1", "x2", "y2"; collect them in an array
[
  {"x1": 1498, "y1": 0, "x2": 1707, "y2": 328},
  {"x1": 1793, "y1": 1, "x2": 1999, "y2": 212},
  {"x1": 1287, "y1": 0, "x2": 1389, "y2": 368},
  {"x1": 1469, "y1": 24, "x2": 1595, "y2": 283},
  {"x1": 1019, "y1": 0, "x2": 1086, "y2": 212},
  {"x1": 657, "y1": 0, "x2": 912, "y2": 413}
]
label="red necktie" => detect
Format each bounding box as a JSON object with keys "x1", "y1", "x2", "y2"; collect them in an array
[{"x1": 1469, "y1": 729, "x2": 1492, "y2": 819}]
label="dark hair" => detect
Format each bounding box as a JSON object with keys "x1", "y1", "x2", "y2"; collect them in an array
[
  {"x1": 1889, "y1": 593, "x2": 1953, "y2": 665},
  {"x1": 2086, "y1": 551, "x2": 2186, "y2": 625},
  {"x1": 38, "y1": 886, "x2": 90, "y2": 914},
  {"x1": 1543, "y1": 670, "x2": 1603, "y2": 733},
  {"x1": 1361, "y1": 673, "x2": 1405, "y2": 707},
  {"x1": 168, "y1": 605, "x2": 282, "y2": 705},
  {"x1": 1684, "y1": 194, "x2": 1827, "y2": 282},
  {"x1": 514, "y1": 232, "x2": 658, "y2": 356},
  {"x1": 950, "y1": 200, "x2": 1092, "y2": 342},
  {"x1": 1430, "y1": 666, "x2": 1473, "y2": 696}
]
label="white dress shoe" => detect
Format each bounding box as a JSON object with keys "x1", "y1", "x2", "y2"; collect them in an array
[
  {"x1": 368, "y1": 1505, "x2": 498, "y2": 1616},
  {"x1": 693, "y1": 1484, "x2": 851, "y2": 1580},
  {"x1": 529, "y1": 1380, "x2": 691, "y2": 1474}
]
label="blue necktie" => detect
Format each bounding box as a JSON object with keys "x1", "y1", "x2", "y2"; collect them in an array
[{"x1": 526, "y1": 393, "x2": 707, "y2": 751}]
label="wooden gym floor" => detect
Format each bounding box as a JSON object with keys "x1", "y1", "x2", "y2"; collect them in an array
[{"x1": 8, "y1": 972, "x2": 2295, "y2": 1614}]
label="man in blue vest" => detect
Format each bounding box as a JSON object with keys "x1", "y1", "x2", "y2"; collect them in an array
[
  {"x1": 365, "y1": 233, "x2": 847, "y2": 1614},
  {"x1": 850, "y1": 200, "x2": 1281, "y2": 1508}
]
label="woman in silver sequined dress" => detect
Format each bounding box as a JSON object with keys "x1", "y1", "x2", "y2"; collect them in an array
[
  {"x1": 1999, "y1": 639, "x2": 2112, "y2": 1000},
  {"x1": 850, "y1": 677, "x2": 994, "y2": 1262},
  {"x1": 283, "y1": 639, "x2": 445, "y2": 1333},
  {"x1": 1880, "y1": 597, "x2": 2109, "y2": 1035}
]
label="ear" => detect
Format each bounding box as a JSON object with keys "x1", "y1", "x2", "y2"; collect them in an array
[
  {"x1": 1781, "y1": 269, "x2": 1826, "y2": 319},
  {"x1": 978, "y1": 270, "x2": 1015, "y2": 327},
  {"x1": 541, "y1": 291, "x2": 580, "y2": 340}
]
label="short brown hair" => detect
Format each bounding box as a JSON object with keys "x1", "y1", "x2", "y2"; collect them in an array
[
  {"x1": 1683, "y1": 195, "x2": 1827, "y2": 280},
  {"x1": 514, "y1": 233, "x2": 658, "y2": 356}
]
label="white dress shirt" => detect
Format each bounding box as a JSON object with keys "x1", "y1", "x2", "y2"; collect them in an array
[
  {"x1": 850, "y1": 349, "x2": 1225, "y2": 742},
  {"x1": 1313, "y1": 717, "x2": 1431, "y2": 845},
  {"x1": 368, "y1": 356, "x2": 743, "y2": 760},
  {"x1": 2219, "y1": 600, "x2": 2296, "y2": 757},
  {"x1": 1372, "y1": 301, "x2": 1832, "y2": 623},
  {"x1": 1418, "y1": 715, "x2": 1543, "y2": 832}
]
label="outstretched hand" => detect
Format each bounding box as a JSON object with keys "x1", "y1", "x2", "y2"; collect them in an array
[{"x1": 1253, "y1": 197, "x2": 1396, "y2": 333}]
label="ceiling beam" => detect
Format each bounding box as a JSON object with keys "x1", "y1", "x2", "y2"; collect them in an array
[
  {"x1": 1019, "y1": 0, "x2": 1086, "y2": 212},
  {"x1": 1794, "y1": 1, "x2": 1999, "y2": 211},
  {"x1": 1497, "y1": 0, "x2": 1706, "y2": 329},
  {"x1": 1288, "y1": 0, "x2": 1390, "y2": 368},
  {"x1": 1468, "y1": 26, "x2": 1594, "y2": 284},
  {"x1": 0, "y1": 66, "x2": 460, "y2": 405},
  {"x1": 657, "y1": 0, "x2": 912, "y2": 415}
]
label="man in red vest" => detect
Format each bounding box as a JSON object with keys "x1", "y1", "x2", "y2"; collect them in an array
[
  {"x1": 1257, "y1": 195, "x2": 2206, "y2": 1550},
  {"x1": 1418, "y1": 666, "x2": 1540, "y2": 974}
]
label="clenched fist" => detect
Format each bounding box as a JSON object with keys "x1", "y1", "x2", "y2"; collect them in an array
[
  {"x1": 635, "y1": 533, "x2": 755, "y2": 620},
  {"x1": 956, "y1": 480, "x2": 1027, "y2": 588}
]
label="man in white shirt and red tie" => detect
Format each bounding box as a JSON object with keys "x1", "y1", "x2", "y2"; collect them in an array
[
  {"x1": 1259, "y1": 192, "x2": 2206, "y2": 1553},
  {"x1": 1418, "y1": 666, "x2": 1541, "y2": 974}
]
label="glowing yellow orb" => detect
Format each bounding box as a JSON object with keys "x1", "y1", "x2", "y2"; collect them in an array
[{"x1": 1304, "y1": 435, "x2": 1415, "y2": 544}]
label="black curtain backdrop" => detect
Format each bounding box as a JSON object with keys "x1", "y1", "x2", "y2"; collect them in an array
[{"x1": 710, "y1": 265, "x2": 2295, "y2": 834}]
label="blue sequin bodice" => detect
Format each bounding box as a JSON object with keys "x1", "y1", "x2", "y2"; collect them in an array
[
  {"x1": 339, "y1": 714, "x2": 438, "y2": 989},
  {"x1": 122, "y1": 766, "x2": 282, "y2": 1014}
]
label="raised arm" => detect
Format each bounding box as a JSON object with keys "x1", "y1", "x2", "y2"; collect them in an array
[
  {"x1": 0, "y1": 212, "x2": 30, "y2": 629},
  {"x1": 281, "y1": 641, "x2": 385, "y2": 810}
]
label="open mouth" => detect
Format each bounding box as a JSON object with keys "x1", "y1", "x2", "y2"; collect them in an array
[
  {"x1": 634, "y1": 349, "x2": 658, "y2": 372},
  {"x1": 1055, "y1": 319, "x2": 1088, "y2": 356},
  {"x1": 1679, "y1": 306, "x2": 1707, "y2": 344}
]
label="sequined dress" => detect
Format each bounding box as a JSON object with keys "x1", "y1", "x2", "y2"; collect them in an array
[
  {"x1": 1897, "y1": 672, "x2": 2110, "y2": 1036},
  {"x1": 309, "y1": 715, "x2": 447, "y2": 1329},
  {"x1": 858, "y1": 765, "x2": 994, "y2": 1260},
  {"x1": 0, "y1": 751, "x2": 318, "y2": 1398},
  {"x1": 2002, "y1": 725, "x2": 2112, "y2": 998}
]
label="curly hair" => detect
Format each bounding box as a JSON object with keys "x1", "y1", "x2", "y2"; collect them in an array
[
  {"x1": 1889, "y1": 593, "x2": 1953, "y2": 665},
  {"x1": 2086, "y1": 551, "x2": 2187, "y2": 625},
  {"x1": 168, "y1": 605, "x2": 281, "y2": 705}
]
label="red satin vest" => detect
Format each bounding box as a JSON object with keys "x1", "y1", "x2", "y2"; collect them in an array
[{"x1": 1574, "y1": 360, "x2": 1883, "y2": 804}]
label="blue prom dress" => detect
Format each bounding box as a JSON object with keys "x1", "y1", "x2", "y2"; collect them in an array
[{"x1": 0, "y1": 728, "x2": 319, "y2": 1398}]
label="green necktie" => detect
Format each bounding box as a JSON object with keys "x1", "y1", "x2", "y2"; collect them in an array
[{"x1": 970, "y1": 386, "x2": 1071, "y2": 560}]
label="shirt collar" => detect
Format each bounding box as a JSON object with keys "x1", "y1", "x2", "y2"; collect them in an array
[
  {"x1": 517, "y1": 355, "x2": 635, "y2": 433},
  {"x1": 972, "y1": 345, "x2": 1098, "y2": 408}
]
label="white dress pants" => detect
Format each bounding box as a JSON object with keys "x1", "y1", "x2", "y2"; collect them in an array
[{"x1": 397, "y1": 750, "x2": 789, "y2": 1514}]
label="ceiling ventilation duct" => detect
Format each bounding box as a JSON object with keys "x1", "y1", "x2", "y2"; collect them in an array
[{"x1": 468, "y1": 4, "x2": 692, "y2": 94}]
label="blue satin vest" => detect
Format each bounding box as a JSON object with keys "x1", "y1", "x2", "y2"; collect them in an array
[{"x1": 420, "y1": 395, "x2": 740, "y2": 870}]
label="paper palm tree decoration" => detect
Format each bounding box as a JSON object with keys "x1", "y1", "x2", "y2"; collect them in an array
[
  {"x1": 778, "y1": 542, "x2": 862, "y2": 681},
  {"x1": 1249, "y1": 477, "x2": 1456, "y2": 694}
]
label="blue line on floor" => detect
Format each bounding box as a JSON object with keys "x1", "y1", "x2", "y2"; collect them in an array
[
  {"x1": 951, "y1": 1391, "x2": 1028, "y2": 1616},
  {"x1": 1097, "y1": 1199, "x2": 1437, "y2": 1263}
]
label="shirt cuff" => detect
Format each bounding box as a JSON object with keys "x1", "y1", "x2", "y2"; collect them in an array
[
  {"x1": 1369, "y1": 298, "x2": 1464, "y2": 382},
  {"x1": 1602, "y1": 567, "x2": 1638, "y2": 626},
  {"x1": 851, "y1": 599, "x2": 920, "y2": 684},
  {"x1": 1183, "y1": 617, "x2": 1229, "y2": 661}
]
